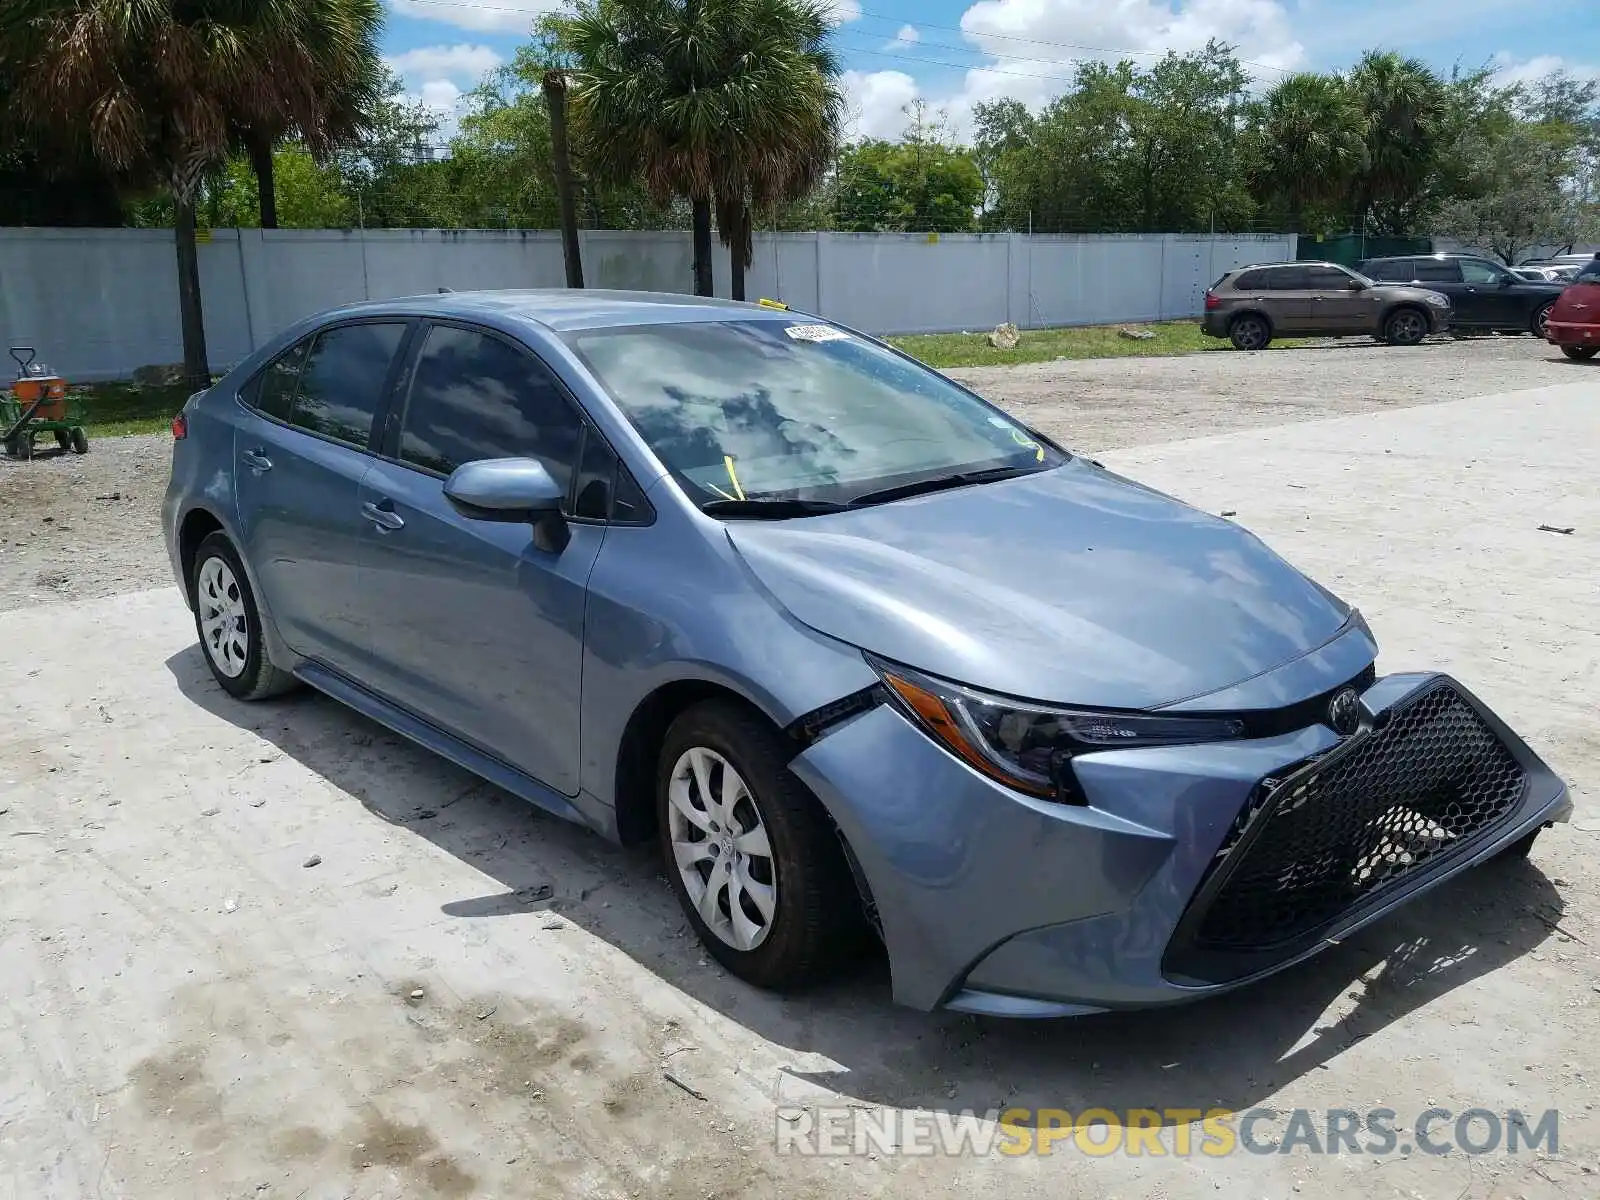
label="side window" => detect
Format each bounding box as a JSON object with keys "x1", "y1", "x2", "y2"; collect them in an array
[
  {"x1": 247, "y1": 338, "x2": 312, "y2": 421},
  {"x1": 1262, "y1": 266, "x2": 1308, "y2": 289},
  {"x1": 1414, "y1": 259, "x2": 1461, "y2": 284},
  {"x1": 290, "y1": 323, "x2": 406, "y2": 448},
  {"x1": 1460, "y1": 259, "x2": 1506, "y2": 285},
  {"x1": 1306, "y1": 265, "x2": 1354, "y2": 289},
  {"x1": 1365, "y1": 260, "x2": 1404, "y2": 281},
  {"x1": 1232, "y1": 268, "x2": 1267, "y2": 290},
  {"x1": 572, "y1": 428, "x2": 615, "y2": 519},
  {"x1": 399, "y1": 325, "x2": 584, "y2": 495}
]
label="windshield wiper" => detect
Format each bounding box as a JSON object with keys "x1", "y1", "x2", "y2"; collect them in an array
[
  {"x1": 700, "y1": 497, "x2": 851, "y2": 519},
  {"x1": 846, "y1": 464, "x2": 1042, "y2": 508}
]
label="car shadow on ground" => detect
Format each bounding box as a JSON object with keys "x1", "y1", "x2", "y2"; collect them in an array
[{"x1": 167, "y1": 647, "x2": 1564, "y2": 1127}]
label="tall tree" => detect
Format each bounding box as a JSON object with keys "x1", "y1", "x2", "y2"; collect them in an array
[
  {"x1": 557, "y1": 0, "x2": 842, "y2": 298},
  {"x1": 1, "y1": 0, "x2": 376, "y2": 388},
  {"x1": 234, "y1": 0, "x2": 384, "y2": 229},
  {"x1": 1250, "y1": 73, "x2": 1366, "y2": 232},
  {"x1": 543, "y1": 69, "x2": 585, "y2": 287},
  {"x1": 836, "y1": 104, "x2": 984, "y2": 232},
  {"x1": 1347, "y1": 51, "x2": 1448, "y2": 234}
]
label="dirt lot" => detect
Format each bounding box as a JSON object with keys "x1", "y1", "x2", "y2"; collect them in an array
[
  {"x1": 1, "y1": 338, "x2": 1597, "y2": 1200},
  {"x1": 0, "y1": 335, "x2": 1583, "y2": 614}
]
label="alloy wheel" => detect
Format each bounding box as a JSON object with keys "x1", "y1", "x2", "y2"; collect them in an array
[
  {"x1": 197, "y1": 556, "x2": 249, "y2": 678},
  {"x1": 1389, "y1": 310, "x2": 1426, "y2": 345},
  {"x1": 666, "y1": 746, "x2": 778, "y2": 951}
]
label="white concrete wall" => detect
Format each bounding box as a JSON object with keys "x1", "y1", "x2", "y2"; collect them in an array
[{"x1": 0, "y1": 227, "x2": 1295, "y2": 380}]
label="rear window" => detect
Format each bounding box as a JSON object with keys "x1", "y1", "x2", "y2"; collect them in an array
[
  {"x1": 1577, "y1": 257, "x2": 1600, "y2": 282},
  {"x1": 1231, "y1": 266, "x2": 1305, "y2": 290},
  {"x1": 289, "y1": 322, "x2": 407, "y2": 449},
  {"x1": 242, "y1": 338, "x2": 311, "y2": 422},
  {"x1": 1414, "y1": 259, "x2": 1461, "y2": 284},
  {"x1": 1364, "y1": 259, "x2": 1411, "y2": 282}
]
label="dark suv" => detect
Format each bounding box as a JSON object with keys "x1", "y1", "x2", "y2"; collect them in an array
[
  {"x1": 1201, "y1": 261, "x2": 1451, "y2": 350},
  {"x1": 1358, "y1": 254, "x2": 1564, "y2": 336}
]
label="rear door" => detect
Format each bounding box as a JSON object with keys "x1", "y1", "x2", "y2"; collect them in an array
[
  {"x1": 1257, "y1": 265, "x2": 1316, "y2": 332},
  {"x1": 233, "y1": 320, "x2": 409, "y2": 676},
  {"x1": 1410, "y1": 258, "x2": 1476, "y2": 321},
  {"x1": 355, "y1": 322, "x2": 608, "y2": 795}
]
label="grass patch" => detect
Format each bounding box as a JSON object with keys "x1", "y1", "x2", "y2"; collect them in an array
[
  {"x1": 888, "y1": 320, "x2": 1304, "y2": 369},
  {"x1": 60, "y1": 380, "x2": 195, "y2": 438}
]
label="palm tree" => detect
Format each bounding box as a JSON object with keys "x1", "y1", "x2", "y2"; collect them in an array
[
  {"x1": 542, "y1": 68, "x2": 585, "y2": 287},
  {"x1": 558, "y1": 0, "x2": 843, "y2": 298},
  {"x1": 1347, "y1": 50, "x2": 1447, "y2": 234},
  {"x1": 1254, "y1": 73, "x2": 1367, "y2": 232},
  {"x1": 1, "y1": 0, "x2": 372, "y2": 389},
  {"x1": 235, "y1": 0, "x2": 384, "y2": 230}
]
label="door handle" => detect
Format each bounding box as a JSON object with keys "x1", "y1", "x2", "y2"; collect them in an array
[
  {"x1": 361, "y1": 500, "x2": 405, "y2": 532},
  {"x1": 241, "y1": 448, "x2": 272, "y2": 472}
]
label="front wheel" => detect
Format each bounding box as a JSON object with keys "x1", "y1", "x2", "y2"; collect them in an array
[
  {"x1": 658, "y1": 700, "x2": 866, "y2": 989},
  {"x1": 1532, "y1": 302, "x2": 1555, "y2": 338},
  {"x1": 70, "y1": 427, "x2": 89, "y2": 454},
  {"x1": 1560, "y1": 344, "x2": 1597, "y2": 361},
  {"x1": 1383, "y1": 307, "x2": 1428, "y2": 346},
  {"x1": 189, "y1": 532, "x2": 298, "y2": 700},
  {"x1": 1229, "y1": 314, "x2": 1271, "y2": 351}
]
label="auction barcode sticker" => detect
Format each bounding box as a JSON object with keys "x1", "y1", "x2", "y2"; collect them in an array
[{"x1": 784, "y1": 323, "x2": 850, "y2": 342}]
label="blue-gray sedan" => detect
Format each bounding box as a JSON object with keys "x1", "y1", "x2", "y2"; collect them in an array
[{"x1": 162, "y1": 290, "x2": 1571, "y2": 1017}]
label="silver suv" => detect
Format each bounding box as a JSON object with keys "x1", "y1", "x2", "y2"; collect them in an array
[{"x1": 1201, "y1": 261, "x2": 1452, "y2": 350}]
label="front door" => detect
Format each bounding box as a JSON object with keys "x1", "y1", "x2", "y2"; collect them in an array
[
  {"x1": 233, "y1": 321, "x2": 408, "y2": 677},
  {"x1": 1458, "y1": 258, "x2": 1524, "y2": 326},
  {"x1": 355, "y1": 322, "x2": 604, "y2": 795},
  {"x1": 1303, "y1": 264, "x2": 1376, "y2": 334}
]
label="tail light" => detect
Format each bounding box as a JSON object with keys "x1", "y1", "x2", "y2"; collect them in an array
[
  {"x1": 1204, "y1": 291, "x2": 1222, "y2": 310},
  {"x1": 171, "y1": 413, "x2": 188, "y2": 440}
]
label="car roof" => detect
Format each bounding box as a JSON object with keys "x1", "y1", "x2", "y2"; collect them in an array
[
  {"x1": 1360, "y1": 252, "x2": 1490, "y2": 263},
  {"x1": 310, "y1": 288, "x2": 797, "y2": 333},
  {"x1": 1225, "y1": 261, "x2": 1340, "y2": 274}
]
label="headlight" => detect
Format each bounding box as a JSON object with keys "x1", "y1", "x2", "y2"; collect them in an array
[
  {"x1": 870, "y1": 658, "x2": 1245, "y2": 800},
  {"x1": 1424, "y1": 293, "x2": 1449, "y2": 307}
]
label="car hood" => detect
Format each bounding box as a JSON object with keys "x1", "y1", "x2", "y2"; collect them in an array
[{"x1": 724, "y1": 460, "x2": 1352, "y2": 708}]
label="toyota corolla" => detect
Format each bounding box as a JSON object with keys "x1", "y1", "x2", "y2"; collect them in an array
[{"x1": 162, "y1": 290, "x2": 1571, "y2": 1016}]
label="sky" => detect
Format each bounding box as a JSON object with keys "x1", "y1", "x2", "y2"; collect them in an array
[{"x1": 380, "y1": 0, "x2": 1600, "y2": 144}]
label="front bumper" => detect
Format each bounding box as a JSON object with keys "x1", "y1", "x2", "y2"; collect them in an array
[{"x1": 791, "y1": 672, "x2": 1569, "y2": 1015}]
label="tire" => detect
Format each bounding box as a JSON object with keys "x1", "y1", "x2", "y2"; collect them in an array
[
  {"x1": 55, "y1": 430, "x2": 72, "y2": 451},
  {"x1": 657, "y1": 699, "x2": 866, "y2": 990},
  {"x1": 1383, "y1": 306, "x2": 1428, "y2": 346},
  {"x1": 70, "y1": 427, "x2": 89, "y2": 453},
  {"x1": 2, "y1": 435, "x2": 20, "y2": 459},
  {"x1": 1559, "y1": 344, "x2": 1596, "y2": 361},
  {"x1": 1228, "y1": 314, "x2": 1271, "y2": 351},
  {"x1": 1532, "y1": 302, "x2": 1555, "y2": 338},
  {"x1": 189, "y1": 531, "x2": 298, "y2": 700}
]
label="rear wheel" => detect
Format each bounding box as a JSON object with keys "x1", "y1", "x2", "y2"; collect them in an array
[
  {"x1": 69, "y1": 427, "x2": 89, "y2": 453},
  {"x1": 190, "y1": 532, "x2": 298, "y2": 700},
  {"x1": 1383, "y1": 306, "x2": 1428, "y2": 346},
  {"x1": 1228, "y1": 314, "x2": 1271, "y2": 351},
  {"x1": 658, "y1": 700, "x2": 866, "y2": 989},
  {"x1": 1559, "y1": 344, "x2": 1596, "y2": 361},
  {"x1": 1532, "y1": 301, "x2": 1555, "y2": 338},
  {"x1": 55, "y1": 430, "x2": 72, "y2": 451}
]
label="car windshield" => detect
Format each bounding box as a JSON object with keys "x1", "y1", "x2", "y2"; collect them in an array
[
  {"x1": 1342, "y1": 266, "x2": 1376, "y2": 286},
  {"x1": 566, "y1": 319, "x2": 1066, "y2": 509}
]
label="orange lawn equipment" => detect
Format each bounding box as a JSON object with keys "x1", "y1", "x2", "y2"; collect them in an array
[{"x1": 4, "y1": 347, "x2": 88, "y2": 459}]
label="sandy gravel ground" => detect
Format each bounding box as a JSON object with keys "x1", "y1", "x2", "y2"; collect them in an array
[
  {"x1": 0, "y1": 336, "x2": 1582, "y2": 614},
  {"x1": 0, "y1": 351, "x2": 1597, "y2": 1200}
]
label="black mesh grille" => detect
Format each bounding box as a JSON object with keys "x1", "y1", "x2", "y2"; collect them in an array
[{"x1": 1167, "y1": 683, "x2": 1525, "y2": 979}]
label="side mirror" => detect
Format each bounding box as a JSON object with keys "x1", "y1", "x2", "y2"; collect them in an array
[
  {"x1": 1499, "y1": 275, "x2": 1515, "y2": 288},
  {"x1": 445, "y1": 457, "x2": 563, "y2": 520},
  {"x1": 1346, "y1": 278, "x2": 1365, "y2": 291}
]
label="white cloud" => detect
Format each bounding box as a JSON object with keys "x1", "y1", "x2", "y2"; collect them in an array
[
  {"x1": 1492, "y1": 53, "x2": 1600, "y2": 90},
  {"x1": 884, "y1": 24, "x2": 919, "y2": 50},
  {"x1": 825, "y1": 0, "x2": 862, "y2": 23},
  {"x1": 842, "y1": 69, "x2": 921, "y2": 140},
  {"x1": 385, "y1": 43, "x2": 504, "y2": 82},
  {"x1": 408, "y1": 78, "x2": 466, "y2": 142},
  {"x1": 910, "y1": 0, "x2": 1307, "y2": 140},
  {"x1": 388, "y1": 0, "x2": 566, "y2": 34}
]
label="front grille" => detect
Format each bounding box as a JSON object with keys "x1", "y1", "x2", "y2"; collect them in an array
[{"x1": 1165, "y1": 682, "x2": 1526, "y2": 982}]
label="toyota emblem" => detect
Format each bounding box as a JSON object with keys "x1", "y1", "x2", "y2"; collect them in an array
[{"x1": 1327, "y1": 688, "x2": 1361, "y2": 736}]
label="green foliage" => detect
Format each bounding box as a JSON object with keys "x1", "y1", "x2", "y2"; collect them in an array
[{"x1": 837, "y1": 105, "x2": 983, "y2": 232}]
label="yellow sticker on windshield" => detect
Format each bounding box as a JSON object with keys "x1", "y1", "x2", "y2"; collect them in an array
[
  {"x1": 1010, "y1": 427, "x2": 1045, "y2": 462},
  {"x1": 784, "y1": 323, "x2": 850, "y2": 343}
]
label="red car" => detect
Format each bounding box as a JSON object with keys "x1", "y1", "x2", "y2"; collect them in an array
[{"x1": 1544, "y1": 253, "x2": 1600, "y2": 360}]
